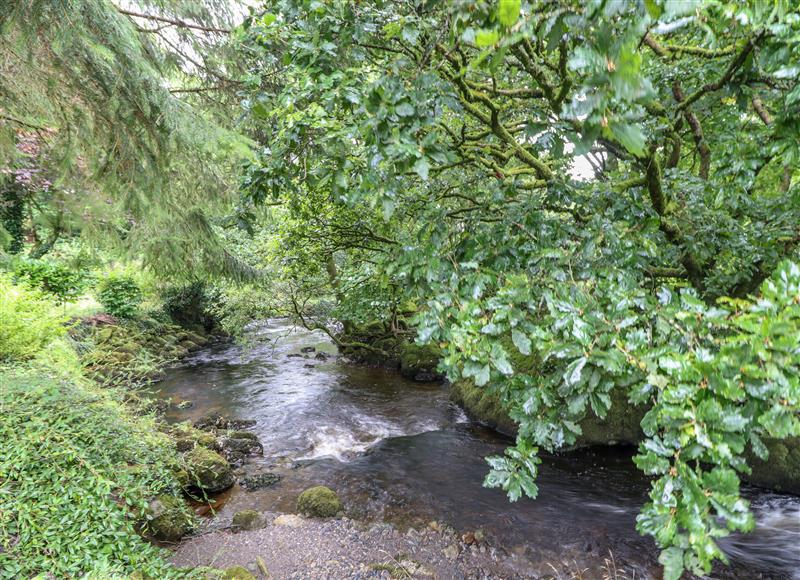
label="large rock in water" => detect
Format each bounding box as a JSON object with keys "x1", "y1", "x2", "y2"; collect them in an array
[
  {"x1": 183, "y1": 446, "x2": 234, "y2": 493},
  {"x1": 451, "y1": 378, "x2": 800, "y2": 493},
  {"x1": 297, "y1": 485, "x2": 342, "y2": 517},
  {"x1": 145, "y1": 495, "x2": 196, "y2": 541},
  {"x1": 399, "y1": 343, "x2": 444, "y2": 382},
  {"x1": 219, "y1": 431, "x2": 263, "y2": 467}
]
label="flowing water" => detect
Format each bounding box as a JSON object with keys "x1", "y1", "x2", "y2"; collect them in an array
[{"x1": 157, "y1": 320, "x2": 800, "y2": 579}]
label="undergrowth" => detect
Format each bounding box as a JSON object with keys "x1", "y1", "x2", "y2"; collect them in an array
[{"x1": 0, "y1": 275, "x2": 191, "y2": 577}]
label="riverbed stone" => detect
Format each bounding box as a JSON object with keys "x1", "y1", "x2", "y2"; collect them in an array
[
  {"x1": 443, "y1": 544, "x2": 460, "y2": 560},
  {"x1": 273, "y1": 514, "x2": 306, "y2": 527},
  {"x1": 220, "y1": 566, "x2": 255, "y2": 580},
  {"x1": 231, "y1": 510, "x2": 266, "y2": 532},
  {"x1": 297, "y1": 486, "x2": 342, "y2": 517},
  {"x1": 146, "y1": 495, "x2": 196, "y2": 542},
  {"x1": 239, "y1": 471, "x2": 281, "y2": 491},
  {"x1": 184, "y1": 446, "x2": 234, "y2": 493},
  {"x1": 219, "y1": 433, "x2": 263, "y2": 466},
  {"x1": 194, "y1": 412, "x2": 257, "y2": 431}
]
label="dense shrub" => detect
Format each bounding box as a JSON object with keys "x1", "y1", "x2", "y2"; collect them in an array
[
  {"x1": 0, "y1": 274, "x2": 67, "y2": 361},
  {"x1": 13, "y1": 259, "x2": 88, "y2": 303},
  {"x1": 160, "y1": 281, "x2": 220, "y2": 331},
  {"x1": 0, "y1": 367, "x2": 185, "y2": 577},
  {"x1": 97, "y1": 274, "x2": 143, "y2": 318}
]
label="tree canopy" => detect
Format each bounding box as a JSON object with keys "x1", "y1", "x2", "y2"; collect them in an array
[{"x1": 237, "y1": 1, "x2": 800, "y2": 577}]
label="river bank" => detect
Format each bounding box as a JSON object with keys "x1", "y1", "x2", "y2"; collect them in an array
[{"x1": 156, "y1": 320, "x2": 800, "y2": 579}]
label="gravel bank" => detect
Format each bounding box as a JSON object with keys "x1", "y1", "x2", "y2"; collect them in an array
[{"x1": 171, "y1": 512, "x2": 528, "y2": 579}]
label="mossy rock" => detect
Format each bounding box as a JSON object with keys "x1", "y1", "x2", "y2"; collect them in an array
[
  {"x1": 231, "y1": 509, "x2": 266, "y2": 531},
  {"x1": 173, "y1": 468, "x2": 190, "y2": 488},
  {"x1": 186, "y1": 331, "x2": 209, "y2": 346},
  {"x1": 451, "y1": 379, "x2": 517, "y2": 436},
  {"x1": 184, "y1": 446, "x2": 234, "y2": 493},
  {"x1": 146, "y1": 494, "x2": 196, "y2": 541},
  {"x1": 107, "y1": 351, "x2": 135, "y2": 364},
  {"x1": 180, "y1": 339, "x2": 200, "y2": 351},
  {"x1": 116, "y1": 341, "x2": 140, "y2": 355},
  {"x1": 747, "y1": 437, "x2": 800, "y2": 494},
  {"x1": 451, "y1": 378, "x2": 643, "y2": 446},
  {"x1": 171, "y1": 345, "x2": 190, "y2": 359},
  {"x1": 399, "y1": 343, "x2": 443, "y2": 382},
  {"x1": 297, "y1": 485, "x2": 342, "y2": 518},
  {"x1": 228, "y1": 430, "x2": 258, "y2": 441},
  {"x1": 220, "y1": 566, "x2": 256, "y2": 580},
  {"x1": 95, "y1": 326, "x2": 117, "y2": 344}
]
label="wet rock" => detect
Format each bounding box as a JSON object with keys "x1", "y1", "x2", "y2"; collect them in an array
[
  {"x1": 176, "y1": 400, "x2": 194, "y2": 410},
  {"x1": 300, "y1": 346, "x2": 316, "y2": 353},
  {"x1": 179, "y1": 339, "x2": 200, "y2": 352},
  {"x1": 239, "y1": 472, "x2": 281, "y2": 491},
  {"x1": 186, "y1": 331, "x2": 209, "y2": 347},
  {"x1": 171, "y1": 345, "x2": 190, "y2": 359},
  {"x1": 145, "y1": 495, "x2": 196, "y2": 542},
  {"x1": 231, "y1": 510, "x2": 266, "y2": 532},
  {"x1": 184, "y1": 446, "x2": 234, "y2": 493},
  {"x1": 193, "y1": 412, "x2": 256, "y2": 431},
  {"x1": 297, "y1": 485, "x2": 343, "y2": 518},
  {"x1": 171, "y1": 424, "x2": 219, "y2": 453},
  {"x1": 399, "y1": 343, "x2": 444, "y2": 382},
  {"x1": 220, "y1": 566, "x2": 255, "y2": 580},
  {"x1": 273, "y1": 514, "x2": 306, "y2": 527},
  {"x1": 219, "y1": 433, "x2": 263, "y2": 467},
  {"x1": 303, "y1": 363, "x2": 315, "y2": 369},
  {"x1": 314, "y1": 352, "x2": 328, "y2": 361},
  {"x1": 286, "y1": 353, "x2": 303, "y2": 358}
]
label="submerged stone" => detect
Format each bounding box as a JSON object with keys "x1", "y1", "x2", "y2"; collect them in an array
[
  {"x1": 296, "y1": 485, "x2": 342, "y2": 517},
  {"x1": 239, "y1": 471, "x2": 281, "y2": 491}
]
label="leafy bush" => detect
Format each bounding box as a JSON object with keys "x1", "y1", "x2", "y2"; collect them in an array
[
  {"x1": 0, "y1": 274, "x2": 67, "y2": 361},
  {"x1": 97, "y1": 274, "x2": 143, "y2": 318},
  {"x1": 13, "y1": 259, "x2": 88, "y2": 303},
  {"x1": 0, "y1": 367, "x2": 185, "y2": 577},
  {"x1": 160, "y1": 281, "x2": 220, "y2": 330}
]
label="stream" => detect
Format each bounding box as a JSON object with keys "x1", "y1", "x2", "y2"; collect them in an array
[{"x1": 157, "y1": 320, "x2": 800, "y2": 579}]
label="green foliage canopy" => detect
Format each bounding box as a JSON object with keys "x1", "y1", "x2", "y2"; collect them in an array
[{"x1": 239, "y1": 1, "x2": 800, "y2": 577}]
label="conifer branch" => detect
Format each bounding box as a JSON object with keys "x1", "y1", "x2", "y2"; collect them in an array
[{"x1": 115, "y1": 7, "x2": 231, "y2": 34}]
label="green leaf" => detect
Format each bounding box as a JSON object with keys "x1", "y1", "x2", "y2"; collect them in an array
[
  {"x1": 475, "y1": 364, "x2": 491, "y2": 386},
  {"x1": 644, "y1": 0, "x2": 662, "y2": 19},
  {"x1": 658, "y1": 546, "x2": 685, "y2": 580},
  {"x1": 610, "y1": 122, "x2": 646, "y2": 156},
  {"x1": 413, "y1": 156, "x2": 430, "y2": 180},
  {"x1": 496, "y1": 0, "x2": 521, "y2": 27},
  {"x1": 511, "y1": 328, "x2": 532, "y2": 355},
  {"x1": 564, "y1": 357, "x2": 587, "y2": 386},
  {"x1": 475, "y1": 29, "x2": 500, "y2": 47},
  {"x1": 395, "y1": 102, "x2": 415, "y2": 117}
]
